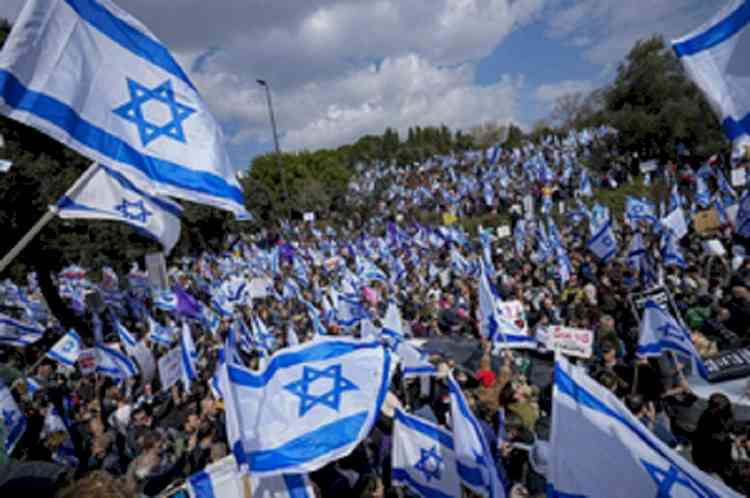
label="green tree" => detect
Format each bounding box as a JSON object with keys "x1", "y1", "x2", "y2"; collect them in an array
[{"x1": 603, "y1": 35, "x2": 726, "y2": 160}]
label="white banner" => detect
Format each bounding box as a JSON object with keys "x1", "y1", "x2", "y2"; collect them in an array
[
  {"x1": 548, "y1": 326, "x2": 593, "y2": 359},
  {"x1": 158, "y1": 346, "x2": 182, "y2": 390}
]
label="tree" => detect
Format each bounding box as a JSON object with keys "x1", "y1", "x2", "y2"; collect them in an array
[{"x1": 603, "y1": 35, "x2": 726, "y2": 160}]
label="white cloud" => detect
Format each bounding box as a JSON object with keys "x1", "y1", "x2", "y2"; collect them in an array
[
  {"x1": 544, "y1": 0, "x2": 726, "y2": 67},
  {"x1": 534, "y1": 79, "x2": 593, "y2": 104}
]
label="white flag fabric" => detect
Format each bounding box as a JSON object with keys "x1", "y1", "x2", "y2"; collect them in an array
[
  {"x1": 113, "y1": 317, "x2": 138, "y2": 355},
  {"x1": 57, "y1": 164, "x2": 182, "y2": 253},
  {"x1": 46, "y1": 329, "x2": 82, "y2": 367},
  {"x1": 0, "y1": 313, "x2": 45, "y2": 347},
  {"x1": 637, "y1": 300, "x2": 709, "y2": 379},
  {"x1": 0, "y1": 0, "x2": 245, "y2": 214},
  {"x1": 223, "y1": 337, "x2": 391, "y2": 476},
  {"x1": 549, "y1": 355, "x2": 741, "y2": 498},
  {"x1": 392, "y1": 408, "x2": 461, "y2": 498},
  {"x1": 673, "y1": 0, "x2": 750, "y2": 150},
  {"x1": 478, "y1": 264, "x2": 536, "y2": 350},
  {"x1": 661, "y1": 207, "x2": 688, "y2": 241},
  {"x1": 0, "y1": 382, "x2": 26, "y2": 455},
  {"x1": 447, "y1": 374, "x2": 506, "y2": 498},
  {"x1": 95, "y1": 342, "x2": 138, "y2": 379},
  {"x1": 187, "y1": 454, "x2": 314, "y2": 498},
  {"x1": 180, "y1": 322, "x2": 198, "y2": 392},
  {"x1": 586, "y1": 220, "x2": 618, "y2": 263}
]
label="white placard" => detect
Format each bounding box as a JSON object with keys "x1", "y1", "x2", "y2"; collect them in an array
[
  {"x1": 498, "y1": 300, "x2": 528, "y2": 334},
  {"x1": 132, "y1": 340, "x2": 156, "y2": 383},
  {"x1": 248, "y1": 277, "x2": 272, "y2": 299},
  {"x1": 558, "y1": 202, "x2": 565, "y2": 215},
  {"x1": 639, "y1": 160, "x2": 658, "y2": 173},
  {"x1": 158, "y1": 346, "x2": 182, "y2": 390},
  {"x1": 303, "y1": 212, "x2": 315, "y2": 222},
  {"x1": 496, "y1": 225, "x2": 511, "y2": 239},
  {"x1": 523, "y1": 195, "x2": 534, "y2": 220},
  {"x1": 145, "y1": 252, "x2": 168, "y2": 290},
  {"x1": 703, "y1": 239, "x2": 727, "y2": 256},
  {"x1": 78, "y1": 348, "x2": 97, "y2": 375},
  {"x1": 548, "y1": 326, "x2": 593, "y2": 359},
  {"x1": 731, "y1": 168, "x2": 746, "y2": 187},
  {"x1": 0, "y1": 159, "x2": 12, "y2": 173}
]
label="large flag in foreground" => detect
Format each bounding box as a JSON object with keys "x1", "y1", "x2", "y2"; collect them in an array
[
  {"x1": 58, "y1": 164, "x2": 182, "y2": 253},
  {"x1": 0, "y1": 0, "x2": 245, "y2": 214},
  {"x1": 0, "y1": 382, "x2": 26, "y2": 455},
  {"x1": 673, "y1": 0, "x2": 750, "y2": 151},
  {"x1": 392, "y1": 408, "x2": 461, "y2": 498},
  {"x1": 549, "y1": 355, "x2": 740, "y2": 498},
  {"x1": 223, "y1": 338, "x2": 391, "y2": 476}
]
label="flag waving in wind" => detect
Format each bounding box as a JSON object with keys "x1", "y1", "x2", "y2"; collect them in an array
[
  {"x1": 223, "y1": 337, "x2": 391, "y2": 476},
  {"x1": 673, "y1": 0, "x2": 750, "y2": 151},
  {"x1": 549, "y1": 355, "x2": 740, "y2": 498},
  {"x1": 58, "y1": 164, "x2": 182, "y2": 253},
  {"x1": 0, "y1": 0, "x2": 245, "y2": 214}
]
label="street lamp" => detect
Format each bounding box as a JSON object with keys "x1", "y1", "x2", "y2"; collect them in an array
[
  {"x1": 257, "y1": 79, "x2": 281, "y2": 157},
  {"x1": 257, "y1": 79, "x2": 288, "y2": 223}
]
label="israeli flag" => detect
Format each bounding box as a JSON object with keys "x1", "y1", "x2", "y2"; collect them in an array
[
  {"x1": 113, "y1": 317, "x2": 138, "y2": 354},
  {"x1": 57, "y1": 164, "x2": 182, "y2": 253},
  {"x1": 42, "y1": 406, "x2": 79, "y2": 468},
  {"x1": 579, "y1": 168, "x2": 593, "y2": 197},
  {"x1": 223, "y1": 338, "x2": 391, "y2": 476},
  {"x1": 660, "y1": 233, "x2": 687, "y2": 268},
  {"x1": 669, "y1": 184, "x2": 682, "y2": 212},
  {"x1": 0, "y1": 314, "x2": 45, "y2": 347},
  {"x1": 637, "y1": 300, "x2": 709, "y2": 379},
  {"x1": 148, "y1": 315, "x2": 174, "y2": 347},
  {"x1": 1, "y1": 382, "x2": 26, "y2": 455},
  {"x1": 46, "y1": 329, "x2": 82, "y2": 367},
  {"x1": 95, "y1": 342, "x2": 138, "y2": 379},
  {"x1": 251, "y1": 315, "x2": 276, "y2": 357},
  {"x1": 513, "y1": 220, "x2": 526, "y2": 253},
  {"x1": 0, "y1": 0, "x2": 245, "y2": 214},
  {"x1": 392, "y1": 408, "x2": 461, "y2": 498},
  {"x1": 587, "y1": 220, "x2": 618, "y2": 263},
  {"x1": 695, "y1": 176, "x2": 712, "y2": 209},
  {"x1": 180, "y1": 322, "x2": 198, "y2": 392},
  {"x1": 549, "y1": 355, "x2": 740, "y2": 498},
  {"x1": 447, "y1": 374, "x2": 506, "y2": 498},
  {"x1": 625, "y1": 196, "x2": 657, "y2": 227},
  {"x1": 382, "y1": 301, "x2": 405, "y2": 341},
  {"x1": 188, "y1": 455, "x2": 315, "y2": 498},
  {"x1": 478, "y1": 265, "x2": 535, "y2": 350},
  {"x1": 673, "y1": 0, "x2": 750, "y2": 150},
  {"x1": 286, "y1": 324, "x2": 299, "y2": 347}
]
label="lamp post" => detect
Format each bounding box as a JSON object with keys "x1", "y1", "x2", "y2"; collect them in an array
[{"x1": 257, "y1": 79, "x2": 288, "y2": 223}]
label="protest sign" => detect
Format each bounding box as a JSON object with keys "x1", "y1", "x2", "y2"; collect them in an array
[
  {"x1": 442, "y1": 212, "x2": 458, "y2": 226},
  {"x1": 639, "y1": 160, "x2": 658, "y2": 174},
  {"x1": 158, "y1": 346, "x2": 182, "y2": 390},
  {"x1": 496, "y1": 225, "x2": 511, "y2": 239},
  {"x1": 132, "y1": 340, "x2": 156, "y2": 383},
  {"x1": 145, "y1": 252, "x2": 168, "y2": 290},
  {"x1": 703, "y1": 239, "x2": 726, "y2": 257},
  {"x1": 498, "y1": 300, "x2": 528, "y2": 334},
  {"x1": 303, "y1": 212, "x2": 315, "y2": 222},
  {"x1": 548, "y1": 326, "x2": 593, "y2": 359},
  {"x1": 248, "y1": 278, "x2": 272, "y2": 299},
  {"x1": 523, "y1": 195, "x2": 534, "y2": 219},
  {"x1": 692, "y1": 209, "x2": 721, "y2": 234},
  {"x1": 558, "y1": 202, "x2": 565, "y2": 215},
  {"x1": 731, "y1": 168, "x2": 746, "y2": 187},
  {"x1": 628, "y1": 286, "x2": 684, "y2": 325},
  {"x1": 78, "y1": 348, "x2": 97, "y2": 375}
]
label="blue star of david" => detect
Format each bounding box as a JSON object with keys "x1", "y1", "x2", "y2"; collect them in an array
[
  {"x1": 283, "y1": 364, "x2": 358, "y2": 417},
  {"x1": 2, "y1": 409, "x2": 15, "y2": 427},
  {"x1": 114, "y1": 199, "x2": 153, "y2": 223},
  {"x1": 414, "y1": 446, "x2": 443, "y2": 482},
  {"x1": 657, "y1": 323, "x2": 687, "y2": 343},
  {"x1": 642, "y1": 461, "x2": 719, "y2": 498},
  {"x1": 113, "y1": 78, "x2": 196, "y2": 147}
]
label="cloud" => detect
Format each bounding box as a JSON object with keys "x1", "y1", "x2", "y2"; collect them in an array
[
  {"x1": 534, "y1": 79, "x2": 593, "y2": 104},
  {"x1": 544, "y1": 0, "x2": 726, "y2": 67}
]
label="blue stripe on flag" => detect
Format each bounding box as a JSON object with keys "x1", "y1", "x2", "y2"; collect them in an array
[
  {"x1": 5, "y1": 417, "x2": 25, "y2": 453},
  {"x1": 187, "y1": 470, "x2": 216, "y2": 498},
  {"x1": 394, "y1": 409, "x2": 453, "y2": 449},
  {"x1": 0, "y1": 70, "x2": 244, "y2": 207},
  {"x1": 392, "y1": 469, "x2": 454, "y2": 498},
  {"x1": 722, "y1": 112, "x2": 750, "y2": 141},
  {"x1": 46, "y1": 350, "x2": 76, "y2": 367},
  {"x1": 102, "y1": 166, "x2": 183, "y2": 217},
  {"x1": 249, "y1": 412, "x2": 368, "y2": 472},
  {"x1": 64, "y1": 0, "x2": 196, "y2": 91},
  {"x1": 673, "y1": 0, "x2": 750, "y2": 57},
  {"x1": 282, "y1": 475, "x2": 311, "y2": 498}
]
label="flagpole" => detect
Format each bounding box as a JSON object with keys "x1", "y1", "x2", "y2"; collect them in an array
[{"x1": 0, "y1": 163, "x2": 99, "y2": 273}]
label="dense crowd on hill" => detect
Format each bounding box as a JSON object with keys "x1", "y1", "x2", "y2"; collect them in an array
[{"x1": 1, "y1": 128, "x2": 750, "y2": 497}]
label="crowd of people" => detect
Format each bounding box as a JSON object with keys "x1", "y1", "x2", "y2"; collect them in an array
[{"x1": 1, "y1": 127, "x2": 750, "y2": 497}]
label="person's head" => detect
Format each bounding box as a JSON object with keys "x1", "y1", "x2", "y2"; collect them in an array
[
  {"x1": 184, "y1": 412, "x2": 201, "y2": 434},
  {"x1": 55, "y1": 470, "x2": 129, "y2": 498},
  {"x1": 359, "y1": 473, "x2": 384, "y2": 498},
  {"x1": 707, "y1": 393, "x2": 733, "y2": 421},
  {"x1": 140, "y1": 431, "x2": 162, "y2": 454},
  {"x1": 625, "y1": 394, "x2": 646, "y2": 416},
  {"x1": 602, "y1": 343, "x2": 616, "y2": 364},
  {"x1": 132, "y1": 406, "x2": 152, "y2": 428},
  {"x1": 210, "y1": 442, "x2": 227, "y2": 463},
  {"x1": 600, "y1": 315, "x2": 615, "y2": 332}
]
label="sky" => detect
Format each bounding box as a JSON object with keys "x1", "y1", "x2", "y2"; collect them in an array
[{"x1": 0, "y1": 0, "x2": 728, "y2": 172}]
